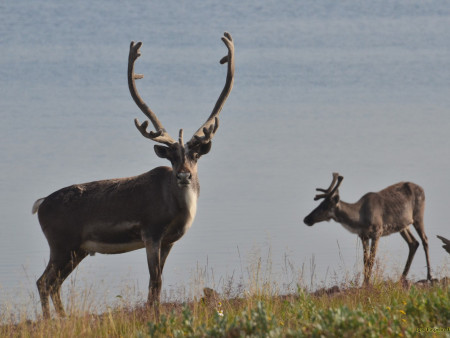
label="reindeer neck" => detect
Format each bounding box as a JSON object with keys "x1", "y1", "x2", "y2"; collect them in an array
[
  {"x1": 172, "y1": 173, "x2": 200, "y2": 210},
  {"x1": 334, "y1": 200, "x2": 363, "y2": 228}
]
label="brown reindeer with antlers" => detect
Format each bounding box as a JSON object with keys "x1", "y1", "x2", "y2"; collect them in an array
[
  {"x1": 304, "y1": 173, "x2": 432, "y2": 285},
  {"x1": 32, "y1": 32, "x2": 234, "y2": 319}
]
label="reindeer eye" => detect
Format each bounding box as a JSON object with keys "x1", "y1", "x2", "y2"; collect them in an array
[{"x1": 189, "y1": 151, "x2": 199, "y2": 160}]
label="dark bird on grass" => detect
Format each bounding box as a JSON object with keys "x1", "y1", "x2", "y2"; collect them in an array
[{"x1": 437, "y1": 235, "x2": 450, "y2": 254}]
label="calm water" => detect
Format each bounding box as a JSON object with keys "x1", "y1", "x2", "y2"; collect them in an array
[{"x1": 1, "y1": 1, "x2": 450, "y2": 316}]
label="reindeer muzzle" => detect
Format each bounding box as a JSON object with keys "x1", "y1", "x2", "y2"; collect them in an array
[
  {"x1": 303, "y1": 215, "x2": 315, "y2": 226},
  {"x1": 176, "y1": 172, "x2": 192, "y2": 187}
]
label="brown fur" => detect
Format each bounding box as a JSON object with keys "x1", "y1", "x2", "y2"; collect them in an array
[
  {"x1": 33, "y1": 32, "x2": 234, "y2": 319},
  {"x1": 304, "y1": 175, "x2": 432, "y2": 285}
]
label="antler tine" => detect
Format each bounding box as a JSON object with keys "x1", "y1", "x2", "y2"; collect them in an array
[
  {"x1": 328, "y1": 175, "x2": 344, "y2": 196},
  {"x1": 316, "y1": 173, "x2": 339, "y2": 193},
  {"x1": 187, "y1": 32, "x2": 234, "y2": 148},
  {"x1": 178, "y1": 129, "x2": 184, "y2": 145},
  {"x1": 314, "y1": 173, "x2": 343, "y2": 200},
  {"x1": 128, "y1": 41, "x2": 176, "y2": 146}
]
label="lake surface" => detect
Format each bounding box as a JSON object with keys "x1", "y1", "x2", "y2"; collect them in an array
[{"x1": 1, "y1": 1, "x2": 450, "y2": 317}]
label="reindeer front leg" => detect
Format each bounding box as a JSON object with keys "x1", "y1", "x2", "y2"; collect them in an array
[
  {"x1": 367, "y1": 237, "x2": 379, "y2": 284},
  {"x1": 144, "y1": 239, "x2": 162, "y2": 319},
  {"x1": 361, "y1": 236, "x2": 370, "y2": 285}
]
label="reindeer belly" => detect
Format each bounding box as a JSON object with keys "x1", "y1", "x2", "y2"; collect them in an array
[
  {"x1": 81, "y1": 221, "x2": 144, "y2": 254},
  {"x1": 382, "y1": 222, "x2": 410, "y2": 236},
  {"x1": 82, "y1": 240, "x2": 145, "y2": 254}
]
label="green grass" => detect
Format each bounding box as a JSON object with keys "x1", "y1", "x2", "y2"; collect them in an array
[
  {"x1": 147, "y1": 282, "x2": 450, "y2": 337},
  {"x1": 1, "y1": 279, "x2": 449, "y2": 337}
]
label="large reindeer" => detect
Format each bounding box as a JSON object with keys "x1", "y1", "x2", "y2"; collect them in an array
[
  {"x1": 303, "y1": 173, "x2": 432, "y2": 285},
  {"x1": 32, "y1": 32, "x2": 234, "y2": 319}
]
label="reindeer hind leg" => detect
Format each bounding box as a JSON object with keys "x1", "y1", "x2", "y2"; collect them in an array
[
  {"x1": 399, "y1": 228, "x2": 419, "y2": 281},
  {"x1": 37, "y1": 261, "x2": 54, "y2": 319},
  {"x1": 412, "y1": 220, "x2": 432, "y2": 280},
  {"x1": 50, "y1": 250, "x2": 88, "y2": 317},
  {"x1": 412, "y1": 194, "x2": 432, "y2": 281},
  {"x1": 37, "y1": 249, "x2": 87, "y2": 318}
]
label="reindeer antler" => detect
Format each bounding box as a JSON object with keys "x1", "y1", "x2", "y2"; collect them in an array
[
  {"x1": 437, "y1": 235, "x2": 450, "y2": 254},
  {"x1": 128, "y1": 41, "x2": 176, "y2": 146},
  {"x1": 187, "y1": 32, "x2": 234, "y2": 148},
  {"x1": 314, "y1": 173, "x2": 344, "y2": 200}
]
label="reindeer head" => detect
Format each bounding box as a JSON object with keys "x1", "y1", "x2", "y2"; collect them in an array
[
  {"x1": 303, "y1": 173, "x2": 344, "y2": 226},
  {"x1": 151, "y1": 129, "x2": 212, "y2": 188},
  {"x1": 127, "y1": 33, "x2": 234, "y2": 188}
]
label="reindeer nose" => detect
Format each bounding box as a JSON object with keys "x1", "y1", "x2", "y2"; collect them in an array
[
  {"x1": 177, "y1": 172, "x2": 192, "y2": 182},
  {"x1": 303, "y1": 216, "x2": 314, "y2": 226}
]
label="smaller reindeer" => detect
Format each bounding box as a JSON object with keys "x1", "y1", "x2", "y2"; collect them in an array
[{"x1": 303, "y1": 173, "x2": 432, "y2": 285}]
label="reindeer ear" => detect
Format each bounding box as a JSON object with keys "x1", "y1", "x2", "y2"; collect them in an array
[{"x1": 154, "y1": 145, "x2": 171, "y2": 159}]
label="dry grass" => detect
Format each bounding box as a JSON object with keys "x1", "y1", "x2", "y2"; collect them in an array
[{"x1": 1, "y1": 254, "x2": 449, "y2": 337}]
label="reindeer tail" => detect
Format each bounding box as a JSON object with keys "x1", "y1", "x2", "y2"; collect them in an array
[{"x1": 32, "y1": 198, "x2": 45, "y2": 214}]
